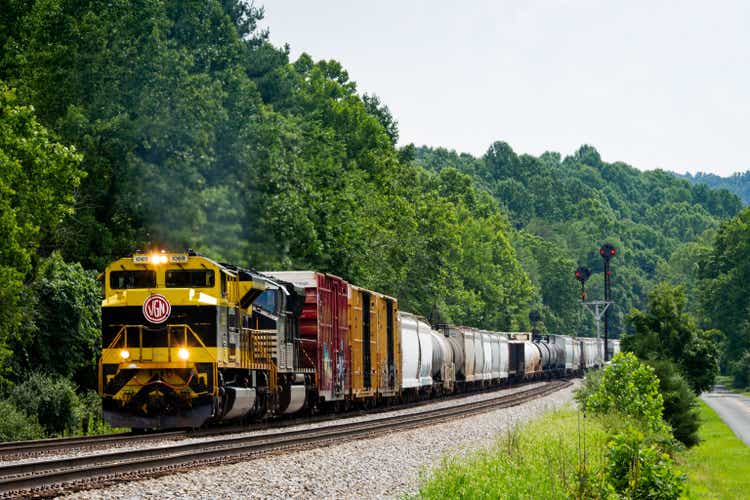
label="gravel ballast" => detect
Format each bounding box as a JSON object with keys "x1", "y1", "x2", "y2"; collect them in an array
[{"x1": 59, "y1": 380, "x2": 580, "y2": 499}]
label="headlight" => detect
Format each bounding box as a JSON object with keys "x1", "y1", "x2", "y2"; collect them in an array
[
  {"x1": 178, "y1": 348, "x2": 190, "y2": 360},
  {"x1": 120, "y1": 349, "x2": 130, "y2": 360}
]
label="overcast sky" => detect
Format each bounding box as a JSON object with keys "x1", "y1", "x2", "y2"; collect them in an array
[{"x1": 259, "y1": 1, "x2": 749, "y2": 176}]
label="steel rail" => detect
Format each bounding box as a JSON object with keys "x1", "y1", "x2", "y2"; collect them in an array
[
  {"x1": 0, "y1": 378, "x2": 547, "y2": 460},
  {"x1": 0, "y1": 431, "x2": 186, "y2": 459},
  {"x1": 0, "y1": 381, "x2": 571, "y2": 497}
]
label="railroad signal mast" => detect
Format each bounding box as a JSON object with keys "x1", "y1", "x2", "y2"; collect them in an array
[
  {"x1": 576, "y1": 244, "x2": 616, "y2": 360},
  {"x1": 599, "y1": 243, "x2": 616, "y2": 361}
]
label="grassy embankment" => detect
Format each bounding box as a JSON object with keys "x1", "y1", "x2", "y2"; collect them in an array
[
  {"x1": 417, "y1": 402, "x2": 750, "y2": 499},
  {"x1": 417, "y1": 407, "x2": 609, "y2": 499},
  {"x1": 679, "y1": 400, "x2": 750, "y2": 499}
]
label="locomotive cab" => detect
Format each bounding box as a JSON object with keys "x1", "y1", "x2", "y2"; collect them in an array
[{"x1": 98, "y1": 250, "x2": 301, "y2": 429}]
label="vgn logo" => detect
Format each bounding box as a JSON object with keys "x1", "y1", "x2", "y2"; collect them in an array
[{"x1": 143, "y1": 294, "x2": 171, "y2": 324}]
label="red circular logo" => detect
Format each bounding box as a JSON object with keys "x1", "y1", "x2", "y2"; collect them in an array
[{"x1": 143, "y1": 294, "x2": 171, "y2": 324}]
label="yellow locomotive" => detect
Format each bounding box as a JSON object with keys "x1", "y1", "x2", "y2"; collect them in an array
[{"x1": 98, "y1": 250, "x2": 310, "y2": 429}]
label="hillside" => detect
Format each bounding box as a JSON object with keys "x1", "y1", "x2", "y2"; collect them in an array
[
  {"x1": 414, "y1": 144, "x2": 742, "y2": 334},
  {"x1": 677, "y1": 171, "x2": 750, "y2": 205}
]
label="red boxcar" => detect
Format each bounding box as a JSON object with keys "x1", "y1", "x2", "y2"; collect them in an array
[{"x1": 265, "y1": 271, "x2": 350, "y2": 402}]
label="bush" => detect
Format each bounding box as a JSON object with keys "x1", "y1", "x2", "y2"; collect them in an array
[
  {"x1": 581, "y1": 352, "x2": 667, "y2": 433},
  {"x1": 605, "y1": 427, "x2": 685, "y2": 499},
  {"x1": 0, "y1": 400, "x2": 45, "y2": 442},
  {"x1": 9, "y1": 372, "x2": 80, "y2": 435},
  {"x1": 731, "y1": 351, "x2": 750, "y2": 390},
  {"x1": 649, "y1": 360, "x2": 701, "y2": 447},
  {"x1": 77, "y1": 389, "x2": 112, "y2": 435}
]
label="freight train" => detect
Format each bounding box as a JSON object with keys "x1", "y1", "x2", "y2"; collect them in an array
[{"x1": 98, "y1": 250, "x2": 619, "y2": 429}]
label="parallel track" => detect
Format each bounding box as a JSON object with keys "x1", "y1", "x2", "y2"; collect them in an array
[
  {"x1": 0, "y1": 379, "x2": 550, "y2": 461},
  {"x1": 0, "y1": 380, "x2": 571, "y2": 498}
]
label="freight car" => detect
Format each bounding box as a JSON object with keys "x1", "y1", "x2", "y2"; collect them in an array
[{"x1": 98, "y1": 251, "x2": 609, "y2": 430}]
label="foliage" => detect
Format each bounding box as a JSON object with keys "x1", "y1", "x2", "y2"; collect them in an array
[
  {"x1": 699, "y1": 207, "x2": 750, "y2": 365},
  {"x1": 679, "y1": 170, "x2": 750, "y2": 205},
  {"x1": 581, "y1": 352, "x2": 667, "y2": 433},
  {"x1": 0, "y1": 399, "x2": 45, "y2": 442},
  {"x1": 647, "y1": 360, "x2": 701, "y2": 447},
  {"x1": 625, "y1": 282, "x2": 719, "y2": 394},
  {"x1": 604, "y1": 426, "x2": 684, "y2": 499},
  {"x1": 417, "y1": 408, "x2": 611, "y2": 500},
  {"x1": 679, "y1": 400, "x2": 750, "y2": 499},
  {"x1": 9, "y1": 372, "x2": 80, "y2": 436},
  {"x1": 418, "y1": 407, "x2": 685, "y2": 500},
  {"x1": 415, "y1": 143, "x2": 742, "y2": 337},
  {"x1": 0, "y1": 82, "x2": 83, "y2": 384},
  {"x1": 8, "y1": 253, "x2": 101, "y2": 390},
  {"x1": 76, "y1": 389, "x2": 114, "y2": 435},
  {"x1": 730, "y1": 351, "x2": 750, "y2": 390}
]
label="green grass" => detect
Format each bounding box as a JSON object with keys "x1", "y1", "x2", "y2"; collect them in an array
[
  {"x1": 679, "y1": 400, "x2": 750, "y2": 499},
  {"x1": 416, "y1": 406, "x2": 610, "y2": 499}
]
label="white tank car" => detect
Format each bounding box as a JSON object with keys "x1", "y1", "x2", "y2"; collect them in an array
[
  {"x1": 429, "y1": 330, "x2": 454, "y2": 392},
  {"x1": 399, "y1": 312, "x2": 421, "y2": 389},
  {"x1": 536, "y1": 341, "x2": 551, "y2": 372},
  {"x1": 524, "y1": 341, "x2": 542, "y2": 378},
  {"x1": 416, "y1": 317, "x2": 434, "y2": 388},
  {"x1": 442, "y1": 326, "x2": 465, "y2": 382},
  {"x1": 462, "y1": 327, "x2": 477, "y2": 383}
]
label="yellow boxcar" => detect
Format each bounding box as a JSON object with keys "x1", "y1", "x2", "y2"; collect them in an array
[{"x1": 348, "y1": 285, "x2": 400, "y2": 403}]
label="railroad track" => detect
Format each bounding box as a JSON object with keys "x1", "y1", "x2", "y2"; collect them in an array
[
  {"x1": 0, "y1": 379, "x2": 550, "y2": 462},
  {"x1": 0, "y1": 380, "x2": 571, "y2": 498}
]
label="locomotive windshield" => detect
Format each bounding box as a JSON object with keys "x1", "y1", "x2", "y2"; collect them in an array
[
  {"x1": 253, "y1": 289, "x2": 277, "y2": 313},
  {"x1": 165, "y1": 269, "x2": 215, "y2": 288},
  {"x1": 110, "y1": 270, "x2": 156, "y2": 289}
]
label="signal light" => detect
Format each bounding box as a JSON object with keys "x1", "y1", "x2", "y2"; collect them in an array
[
  {"x1": 120, "y1": 349, "x2": 130, "y2": 360},
  {"x1": 600, "y1": 243, "x2": 617, "y2": 261},
  {"x1": 178, "y1": 348, "x2": 190, "y2": 360},
  {"x1": 575, "y1": 267, "x2": 591, "y2": 283}
]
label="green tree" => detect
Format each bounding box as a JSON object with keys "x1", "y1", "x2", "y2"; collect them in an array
[
  {"x1": 700, "y1": 207, "x2": 750, "y2": 364},
  {"x1": 8, "y1": 253, "x2": 101, "y2": 390},
  {"x1": 625, "y1": 282, "x2": 719, "y2": 394},
  {"x1": 0, "y1": 82, "x2": 83, "y2": 383}
]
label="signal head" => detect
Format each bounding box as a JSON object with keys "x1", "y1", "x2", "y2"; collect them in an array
[
  {"x1": 600, "y1": 243, "x2": 617, "y2": 261},
  {"x1": 575, "y1": 266, "x2": 591, "y2": 283}
]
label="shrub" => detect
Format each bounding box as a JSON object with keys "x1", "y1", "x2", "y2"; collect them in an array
[
  {"x1": 0, "y1": 399, "x2": 45, "y2": 442},
  {"x1": 76, "y1": 389, "x2": 112, "y2": 435},
  {"x1": 9, "y1": 372, "x2": 80, "y2": 435},
  {"x1": 582, "y1": 352, "x2": 667, "y2": 433},
  {"x1": 605, "y1": 426, "x2": 685, "y2": 499},
  {"x1": 649, "y1": 360, "x2": 701, "y2": 447}
]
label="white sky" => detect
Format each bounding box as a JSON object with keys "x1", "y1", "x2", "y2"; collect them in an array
[{"x1": 260, "y1": 1, "x2": 750, "y2": 176}]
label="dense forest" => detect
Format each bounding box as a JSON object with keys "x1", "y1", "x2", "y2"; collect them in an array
[
  {"x1": 677, "y1": 171, "x2": 750, "y2": 205},
  {"x1": 1, "y1": 1, "x2": 749, "y2": 437}
]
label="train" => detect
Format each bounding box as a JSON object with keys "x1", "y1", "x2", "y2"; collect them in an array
[{"x1": 98, "y1": 250, "x2": 620, "y2": 429}]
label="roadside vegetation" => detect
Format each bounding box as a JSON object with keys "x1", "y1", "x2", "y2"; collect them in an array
[
  {"x1": 679, "y1": 400, "x2": 750, "y2": 499},
  {"x1": 418, "y1": 353, "x2": 687, "y2": 499}
]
